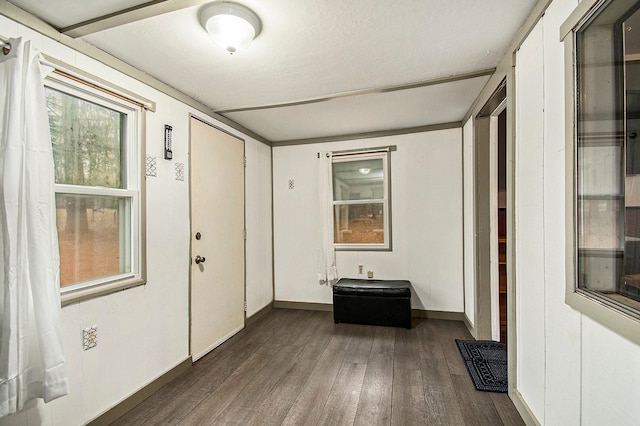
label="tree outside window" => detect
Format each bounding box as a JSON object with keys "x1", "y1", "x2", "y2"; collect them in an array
[{"x1": 45, "y1": 80, "x2": 139, "y2": 291}]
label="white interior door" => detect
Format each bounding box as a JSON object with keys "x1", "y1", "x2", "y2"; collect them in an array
[{"x1": 190, "y1": 117, "x2": 245, "y2": 361}]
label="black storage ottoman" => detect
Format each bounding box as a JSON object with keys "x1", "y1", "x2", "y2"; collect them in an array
[{"x1": 333, "y1": 278, "x2": 412, "y2": 329}]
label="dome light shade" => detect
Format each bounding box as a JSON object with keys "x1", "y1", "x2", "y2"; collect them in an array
[{"x1": 199, "y1": 2, "x2": 262, "y2": 54}]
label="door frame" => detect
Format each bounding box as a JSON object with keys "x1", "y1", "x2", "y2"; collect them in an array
[
  {"x1": 473, "y1": 115, "x2": 492, "y2": 340},
  {"x1": 473, "y1": 81, "x2": 508, "y2": 341},
  {"x1": 188, "y1": 114, "x2": 247, "y2": 358},
  {"x1": 489, "y1": 99, "x2": 507, "y2": 342}
]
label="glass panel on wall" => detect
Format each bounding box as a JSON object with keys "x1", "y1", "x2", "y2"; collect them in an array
[{"x1": 576, "y1": 0, "x2": 640, "y2": 309}]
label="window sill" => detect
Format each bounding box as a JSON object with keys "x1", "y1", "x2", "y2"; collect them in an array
[
  {"x1": 61, "y1": 277, "x2": 146, "y2": 307},
  {"x1": 566, "y1": 288, "x2": 640, "y2": 346},
  {"x1": 335, "y1": 245, "x2": 392, "y2": 252}
]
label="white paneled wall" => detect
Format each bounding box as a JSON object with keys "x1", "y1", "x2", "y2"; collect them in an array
[
  {"x1": 581, "y1": 316, "x2": 640, "y2": 425},
  {"x1": 540, "y1": 0, "x2": 582, "y2": 423},
  {"x1": 515, "y1": 19, "x2": 547, "y2": 422},
  {"x1": 273, "y1": 130, "x2": 464, "y2": 312},
  {"x1": 244, "y1": 139, "x2": 274, "y2": 317}
]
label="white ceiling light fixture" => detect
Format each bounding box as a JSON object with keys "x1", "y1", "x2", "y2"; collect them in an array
[{"x1": 199, "y1": 1, "x2": 262, "y2": 55}]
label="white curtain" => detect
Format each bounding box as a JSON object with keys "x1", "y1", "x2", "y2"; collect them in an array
[
  {"x1": 0, "y1": 38, "x2": 69, "y2": 419},
  {"x1": 318, "y1": 152, "x2": 338, "y2": 285}
]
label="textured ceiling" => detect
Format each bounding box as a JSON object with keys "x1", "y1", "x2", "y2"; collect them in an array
[{"x1": 6, "y1": 0, "x2": 538, "y2": 142}]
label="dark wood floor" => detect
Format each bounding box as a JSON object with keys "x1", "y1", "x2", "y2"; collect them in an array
[{"x1": 113, "y1": 308, "x2": 525, "y2": 425}]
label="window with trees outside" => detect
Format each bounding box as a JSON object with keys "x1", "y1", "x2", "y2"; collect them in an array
[
  {"x1": 45, "y1": 75, "x2": 143, "y2": 300},
  {"x1": 572, "y1": 0, "x2": 640, "y2": 319},
  {"x1": 332, "y1": 151, "x2": 391, "y2": 250}
]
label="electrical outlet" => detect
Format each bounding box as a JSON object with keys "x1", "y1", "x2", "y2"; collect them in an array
[
  {"x1": 367, "y1": 271, "x2": 374, "y2": 279},
  {"x1": 83, "y1": 325, "x2": 97, "y2": 350},
  {"x1": 358, "y1": 265, "x2": 363, "y2": 274}
]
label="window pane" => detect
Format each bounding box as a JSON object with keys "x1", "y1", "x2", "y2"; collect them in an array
[
  {"x1": 578, "y1": 249, "x2": 622, "y2": 292},
  {"x1": 576, "y1": 2, "x2": 640, "y2": 309},
  {"x1": 56, "y1": 194, "x2": 131, "y2": 286},
  {"x1": 578, "y1": 198, "x2": 622, "y2": 292},
  {"x1": 578, "y1": 145, "x2": 623, "y2": 196},
  {"x1": 333, "y1": 158, "x2": 384, "y2": 201},
  {"x1": 334, "y1": 203, "x2": 384, "y2": 244},
  {"x1": 46, "y1": 87, "x2": 124, "y2": 188},
  {"x1": 578, "y1": 198, "x2": 622, "y2": 249}
]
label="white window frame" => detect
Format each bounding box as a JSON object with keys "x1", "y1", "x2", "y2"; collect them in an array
[
  {"x1": 332, "y1": 150, "x2": 392, "y2": 251},
  {"x1": 562, "y1": 0, "x2": 640, "y2": 346},
  {"x1": 45, "y1": 73, "x2": 145, "y2": 305}
]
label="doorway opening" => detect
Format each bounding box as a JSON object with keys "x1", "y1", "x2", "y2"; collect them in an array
[
  {"x1": 474, "y1": 80, "x2": 508, "y2": 343},
  {"x1": 495, "y1": 106, "x2": 507, "y2": 343}
]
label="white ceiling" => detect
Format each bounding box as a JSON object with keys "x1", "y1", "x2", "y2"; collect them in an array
[{"x1": 7, "y1": 0, "x2": 538, "y2": 143}]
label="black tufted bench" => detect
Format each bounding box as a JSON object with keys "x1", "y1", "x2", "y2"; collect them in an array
[{"x1": 333, "y1": 278, "x2": 412, "y2": 329}]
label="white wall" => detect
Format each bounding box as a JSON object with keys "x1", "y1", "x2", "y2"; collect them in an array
[
  {"x1": 244, "y1": 139, "x2": 274, "y2": 317},
  {"x1": 515, "y1": 18, "x2": 547, "y2": 420},
  {"x1": 513, "y1": 0, "x2": 640, "y2": 424},
  {"x1": 273, "y1": 129, "x2": 464, "y2": 312},
  {"x1": 0, "y1": 14, "x2": 272, "y2": 426}
]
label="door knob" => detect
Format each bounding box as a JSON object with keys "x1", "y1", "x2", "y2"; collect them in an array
[{"x1": 195, "y1": 255, "x2": 206, "y2": 264}]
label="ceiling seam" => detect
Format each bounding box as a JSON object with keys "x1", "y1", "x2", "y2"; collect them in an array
[
  {"x1": 60, "y1": 0, "x2": 210, "y2": 38},
  {"x1": 271, "y1": 122, "x2": 462, "y2": 147}
]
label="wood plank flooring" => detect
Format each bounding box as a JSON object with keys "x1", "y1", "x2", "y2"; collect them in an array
[{"x1": 113, "y1": 308, "x2": 524, "y2": 426}]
